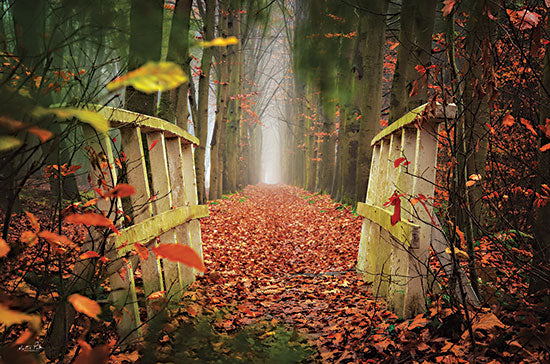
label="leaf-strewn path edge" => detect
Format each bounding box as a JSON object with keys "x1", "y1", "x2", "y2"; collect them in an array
[{"x1": 183, "y1": 184, "x2": 396, "y2": 362}]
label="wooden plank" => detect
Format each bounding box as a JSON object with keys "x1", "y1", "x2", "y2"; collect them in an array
[
  {"x1": 82, "y1": 125, "x2": 141, "y2": 339},
  {"x1": 120, "y1": 126, "x2": 153, "y2": 222},
  {"x1": 111, "y1": 205, "x2": 209, "y2": 256},
  {"x1": 365, "y1": 144, "x2": 381, "y2": 205},
  {"x1": 165, "y1": 138, "x2": 195, "y2": 289},
  {"x1": 374, "y1": 229, "x2": 392, "y2": 297},
  {"x1": 82, "y1": 125, "x2": 120, "y2": 217},
  {"x1": 181, "y1": 144, "x2": 204, "y2": 272},
  {"x1": 370, "y1": 103, "x2": 456, "y2": 147},
  {"x1": 386, "y1": 133, "x2": 402, "y2": 197},
  {"x1": 387, "y1": 235, "x2": 410, "y2": 318},
  {"x1": 404, "y1": 122, "x2": 439, "y2": 318},
  {"x1": 95, "y1": 106, "x2": 199, "y2": 145},
  {"x1": 356, "y1": 202, "x2": 419, "y2": 248}
]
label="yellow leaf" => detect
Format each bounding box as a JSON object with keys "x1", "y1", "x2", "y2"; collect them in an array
[
  {"x1": 469, "y1": 174, "x2": 482, "y2": 181},
  {"x1": 0, "y1": 238, "x2": 10, "y2": 257},
  {"x1": 107, "y1": 61, "x2": 188, "y2": 94},
  {"x1": 0, "y1": 136, "x2": 22, "y2": 152},
  {"x1": 0, "y1": 304, "x2": 41, "y2": 332},
  {"x1": 199, "y1": 36, "x2": 239, "y2": 48},
  {"x1": 68, "y1": 294, "x2": 101, "y2": 320},
  {"x1": 445, "y1": 246, "x2": 469, "y2": 260},
  {"x1": 33, "y1": 107, "x2": 109, "y2": 133}
]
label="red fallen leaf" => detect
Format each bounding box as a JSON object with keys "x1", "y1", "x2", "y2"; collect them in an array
[
  {"x1": 149, "y1": 140, "x2": 158, "y2": 151},
  {"x1": 408, "y1": 314, "x2": 429, "y2": 330},
  {"x1": 134, "y1": 242, "x2": 149, "y2": 261},
  {"x1": 25, "y1": 211, "x2": 40, "y2": 232},
  {"x1": 20, "y1": 230, "x2": 38, "y2": 245},
  {"x1": 65, "y1": 213, "x2": 114, "y2": 227},
  {"x1": 507, "y1": 9, "x2": 541, "y2": 31},
  {"x1": 441, "y1": 0, "x2": 455, "y2": 16},
  {"x1": 104, "y1": 183, "x2": 136, "y2": 198},
  {"x1": 0, "y1": 238, "x2": 10, "y2": 258},
  {"x1": 63, "y1": 165, "x2": 82, "y2": 176},
  {"x1": 98, "y1": 256, "x2": 110, "y2": 264},
  {"x1": 520, "y1": 118, "x2": 538, "y2": 136},
  {"x1": 503, "y1": 113, "x2": 515, "y2": 127},
  {"x1": 68, "y1": 294, "x2": 101, "y2": 320},
  {"x1": 79, "y1": 251, "x2": 100, "y2": 260},
  {"x1": 541, "y1": 143, "x2": 550, "y2": 152},
  {"x1": 151, "y1": 244, "x2": 206, "y2": 272},
  {"x1": 74, "y1": 339, "x2": 110, "y2": 364}
]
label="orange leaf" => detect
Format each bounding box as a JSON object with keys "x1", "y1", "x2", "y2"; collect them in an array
[
  {"x1": 68, "y1": 293, "x2": 101, "y2": 320},
  {"x1": 520, "y1": 118, "x2": 538, "y2": 136},
  {"x1": 38, "y1": 230, "x2": 74, "y2": 247},
  {"x1": 466, "y1": 180, "x2": 476, "y2": 187},
  {"x1": 441, "y1": 0, "x2": 456, "y2": 16},
  {"x1": 25, "y1": 211, "x2": 40, "y2": 232},
  {"x1": 134, "y1": 242, "x2": 149, "y2": 261},
  {"x1": 502, "y1": 113, "x2": 514, "y2": 127},
  {"x1": 27, "y1": 127, "x2": 53, "y2": 142},
  {"x1": 20, "y1": 231, "x2": 38, "y2": 245},
  {"x1": 65, "y1": 213, "x2": 114, "y2": 227},
  {"x1": 105, "y1": 184, "x2": 136, "y2": 198},
  {"x1": 79, "y1": 251, "x2": 100, "y2": 260},
  {"x1": 0, "y1": 238, "x2": 10, "y2": 258},
  {"x1": 541, "y1": 143, "x2": 550, "y2": 152},
  {"x1": 147, "y1": 291, "x2": 166, "y2": 300},
  {"x1": 151, "y1": 244, "x2": 205, "y2": 272}
]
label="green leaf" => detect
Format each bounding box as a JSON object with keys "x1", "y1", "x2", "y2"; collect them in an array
[
  {"x1": 33, "y1": 107, "x2": 109, "y2": 133},
  {"x1": 107, "y1": 61, "x2": 188, "y2": 94},
  {"x1": 0, "y1": 136, "x2": 22, "y2": 152}
]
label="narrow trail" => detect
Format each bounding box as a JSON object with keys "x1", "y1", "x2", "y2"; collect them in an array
[{"x1": 183, "y1": 184, "x2": 398, "y2": 362}]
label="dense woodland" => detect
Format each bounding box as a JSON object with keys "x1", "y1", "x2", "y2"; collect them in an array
[{"x1": 0, "y1": 0, "x2": 549, "y2": 363}]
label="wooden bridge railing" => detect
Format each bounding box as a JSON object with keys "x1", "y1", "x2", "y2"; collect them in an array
[
  {"x1": 83, "y1": 106, "x2": 208, "y2": 340},
  {"x1": 356, "y1": 103, "x2": 463, "y2": 318}
]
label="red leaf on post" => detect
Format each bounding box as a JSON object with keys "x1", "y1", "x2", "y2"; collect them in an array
[
  {"x1": 149, "y1": 140, "x2": 158, "y2": 151},
  {"x1": 151, "y1": 244, "x2": 206, "y2": 272},
  {"x1": 384, "y1": 192, "x2": 403, "y2": 226}
]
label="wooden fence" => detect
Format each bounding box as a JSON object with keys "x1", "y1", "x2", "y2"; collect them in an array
[
  {"x1": 83, "y1": 106, "x2": 208, "y2": 340},
  {"x1": 356, "y1": 103, "x2": 478, "y2": 319}
]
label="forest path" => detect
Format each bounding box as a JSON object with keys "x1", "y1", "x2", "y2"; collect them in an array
[{"x1": 181, "y1": 184, "x2": 397, "y2": 362}]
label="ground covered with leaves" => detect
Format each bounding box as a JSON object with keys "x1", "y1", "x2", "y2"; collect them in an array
[{"x1": 165, "y1": 184, "x2": 548, "y2": 363}]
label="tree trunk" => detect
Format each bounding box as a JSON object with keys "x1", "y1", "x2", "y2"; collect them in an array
[
  {"x1": 125, "y1": 0, "x2": 163, "y2": 115},
  {"x1": 209, "y1": 0, "x2": 230, "y2": 200},
  {"x1": 194, "y1": 0, "x2": 216, "y2": 204},
  {"x1": 158, "y1": 0, "x2": 192, "y2": 125},
  {"x1": 354, "y1": 0, "x2": 389, "y2": 203},
  {"x1": 531, "y1": 17, "x2": 550, "y2": 293},
  {"x1": 223, "y1": 11, "x2": 241, "y2": 193}
]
